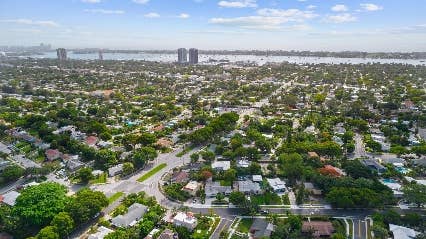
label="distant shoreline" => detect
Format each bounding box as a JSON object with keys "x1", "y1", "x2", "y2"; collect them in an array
[{"x1": 68, "y1": 50, "x2": 426, "y2": 60}]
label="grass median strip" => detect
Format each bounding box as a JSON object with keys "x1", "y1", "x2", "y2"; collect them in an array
[
  {"x1": 108, "y1": 191, "x2": 124, "y2": 204},
  {"x1": 137, "y1": 163, "x2": 167, "y2": 182}
]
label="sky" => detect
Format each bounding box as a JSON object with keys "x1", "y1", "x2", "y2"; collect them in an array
[{"x1": 0, "y1": 0, "x2": 425, "y2": 51}]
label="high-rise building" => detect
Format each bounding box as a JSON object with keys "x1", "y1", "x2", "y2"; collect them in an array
[
  {"x1": 178, "y1": 48, "x2": 187, "y2": 63},
  {"x1": 98, "y1": 50, "x2": 103, "y2": 61},
  {"x1": 189, "y1": 48, "x2": 198, "y2": 64},
  {"x1": 56, "y1": 48, "x2": 67, "y2": 61}
]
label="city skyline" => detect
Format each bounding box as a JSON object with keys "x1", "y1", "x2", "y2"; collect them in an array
[{"x1": 0, "y1": 0, "x2": 425, "y2": 51}]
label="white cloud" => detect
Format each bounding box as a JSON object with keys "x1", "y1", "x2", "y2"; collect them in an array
[
  {"x1": 84, "y1": 9, "x2": 125, "y2": 14},
  {"x1": 331, "y1": 4, "x2": 348, "y2": 12},
  {"x1": 360, "y1": 3, "x2": 383, "y2": 11},
  {"x1": 178, "y1": 13, "x2": 190, "y2": 19},
  {"x1": 324, "y1": 13, "x2": 357, "y2": 23},
  {"x1": 210, "y1": 8, "x2": 317, "y2": 30},
  {"x1": 132, "y1": 0, "x2": 150, "y2": 4},
  {"x1": 144, "y1": 12, "x2": 160, "y2": 18},
  {"x1": 218, "y1": 0, "x2": 257, "y2": 8},
  {"x1": 307, "y1": 5, "x2": 316, "y2": 10},
  {"x1": 0, "y1": 18, "x2": 59, "y2": 27},
  {"x1": 81, "y1": 0, "x2": 101, "y2": 3}
]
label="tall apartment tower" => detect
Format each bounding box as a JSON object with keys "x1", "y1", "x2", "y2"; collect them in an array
[
  {"x1": 56, "y1": 48, "x2": 67, "y2": 61},
  {"x1": 98, "y1": 50, "x2": 103, "y2": 61},
  {"x1": 188, "y1": 48, "x2": 198, "y2": 64},
  {"x1": 177, "y1": 48, "x2": 187, "y2": 63}
]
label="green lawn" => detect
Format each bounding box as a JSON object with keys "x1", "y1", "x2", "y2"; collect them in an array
[
  {"x1": 237, "y1": 218, "x2": 253, "y2": 233},
  {"x1": 137, "y1": 163, "x2": 167, "y2": 182},
  {"x1": 251, "y1": 192, "x2": 282, "y2": 205},
  {"x1": 108, "y1": 192, "x2": 124, "y2": 204},
  {"x1": 90, "y1": 173, "x2": 107, "y2": 184}
]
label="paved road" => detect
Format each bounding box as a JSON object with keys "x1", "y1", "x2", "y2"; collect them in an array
[
  {"x1": 353, "y1": 133, "x2": 367, "y2": 159},
  {"x1": 210, "y1": 217, "x2": 233, "y2": 239},
  {"x1": 353, "y1": 218, "x2": 368, "y2": 239},
  {"x1": 90, "y1": 146, "x2": 199, "y2": 209}
]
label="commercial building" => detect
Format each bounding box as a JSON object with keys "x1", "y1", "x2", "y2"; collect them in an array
[
  {"x1": 188, "y1": 48, "x2": 198, "y2": 64},
  {"x1": 178, "y1": 48, "x2": 187, "y2": 63},
  {"x1": 56, "y1": 48, "x2": 67, "y2": 61}
]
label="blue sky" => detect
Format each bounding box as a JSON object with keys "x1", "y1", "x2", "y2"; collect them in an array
[{"x1": 0, "y1": 0, "x2": 425, "y2": 51}]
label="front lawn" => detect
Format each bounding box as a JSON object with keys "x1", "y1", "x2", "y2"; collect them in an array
[
  {"x1": 236, "y1": 218, "x2": 253, "y2": 233},
  {"x1": 251, "y1": 191, "x2": 282, "y2": 205},
  {"x1": 90, "y1": 173, "x2": 107, "y2": 184},
  {"x1": 137, "y1": 163, "x2": 167, "y2": 182}
]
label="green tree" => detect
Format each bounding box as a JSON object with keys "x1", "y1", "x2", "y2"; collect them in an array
[
  {"x1": 66, "y1": 189, "x2": 108, "y2": 225},
  {"x1": 190, "y1": 153, "x2": 199, "y2": 163},
  {"x1": 75, "y1": 167, "x2": 94, "y2": 184},
  {"x1": 51, "y1": 212, "x2": 74, "y2": 238},
  {"x1": 13, "y1": 183, "x2": 68, "y2": 227},
  {"x1": 36, "y1": 226, "x2": 60, "y2": 239},
  {"x1": 122, "y1": 162, "x2": 135, "y2": 175},
  {"x1": 224, "y1": 169, "x2": 237, "y2": 182},
  {"x1": 216, "y1": 193, "x2": 225, "y2": 202},
  {"x1": 139, "y1": 220, "x2": 154, "y2": 237},
  {"x1": 402, "y1": 183, "x2": 426, "y2": 207},
  {"x1": 229, "y1": 191, "x2": 246, "y2": 206},
  {"x1": 133, "y1": 146, "x2": 157, "y2": 168},
  {"x1": 1, "y1": 165, "x2": 25, "y2": 182}
]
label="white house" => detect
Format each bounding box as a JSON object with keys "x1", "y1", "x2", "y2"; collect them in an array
[
  {"x1": 211, "y1": 161, "x2": 231, "y2": 171},
  {"x1": 266, "y1": 178, "x2": 286, "y2": 193},
  {"x1": 173, "y1": 212, "x2": 198, "y2": 231}
]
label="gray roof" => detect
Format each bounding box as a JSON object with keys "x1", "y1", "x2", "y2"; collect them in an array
[
  {"x1": 1, "y1": 191, "x2": 20, "y2": 206},
  {"x1": 205, "y1": 181, "x2": 232, "y2": 196},
  {"x1": 250, "y1": 218, "x2": 274, "y2": 239},
  {"x1": 111, "y1": 203, "x2": 147, "y2": 227},
  {"x1": 0, "y1": 142, "x2": 11, "y2": 155},
  {"x1": 237, "y1": 180, "x2": 261, "y2": 193}
]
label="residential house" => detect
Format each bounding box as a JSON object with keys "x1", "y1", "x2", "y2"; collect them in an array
[
  {"x1": 235, "y1": 180, "x2": 261, "y2": 195},
  {"x1": 144, "y1": 229, "x2": 161, "y2": 239},
  {"x1": 249, "y1": 218, "x2": 274, "y2": 239},
  {"x1": 156, "y1": 138, "x2": 173, "y2": 148},
  {"x1": 173, "y1": 212, "x2": 198, "y2": 231},
  {"x1": 211, "y1": 161, "x2": 231, "y2": 171},
  {"x1": 108, "y1": 164, "x2": 124, "y2": 177},
  {"x1": 111, "y1": 203, "x2": 148, "y2": 228},
  {"x1": 361, "y1": 159, "x2": 386, "y2": 174},
  {"x1": 389, "y1": 224, "x2": 419, "y2": 239},
  {"x1": 182, "y1": 181, "x2": 201, "y2": 196},
  {"x1": 252, "y1": 175, "x2": 263, "y2": 182},
  {"x1": 0, "y1": 142, "x2": 11, "y2": 155},
  {"x1": 157, "y1": 229, "x2": 178, "y2": 239},
  {"x1": 237, "y1": 159, "x2": 250, "y2": 168},
  {"x1": 302, "y1": 221, "x2": 335, "y2": 238},
  {"x1": 88, "y1": 226, "x2": 114, "y2": 239},
  {"x1": 319, "y1": 165, "x2": 346, "y2": 177},
  {"x1": 0, "y1": 191, "x2": 20, "y2": 206},
  {"x1": 266, "y1": 178, "x2": 286, "y2": 193},
  {"x1": 171, "y1": 171, "x2": 189, "y2": 184},
  {"x1": 45, "y1": 149, "x2": 61, "y2": 161},
  {"x1": 86, "y1": 136, "x2": 99, "y2": 147},
  {"x1": 205, "y1": 178, "x2": 232, "y2": 197}
]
